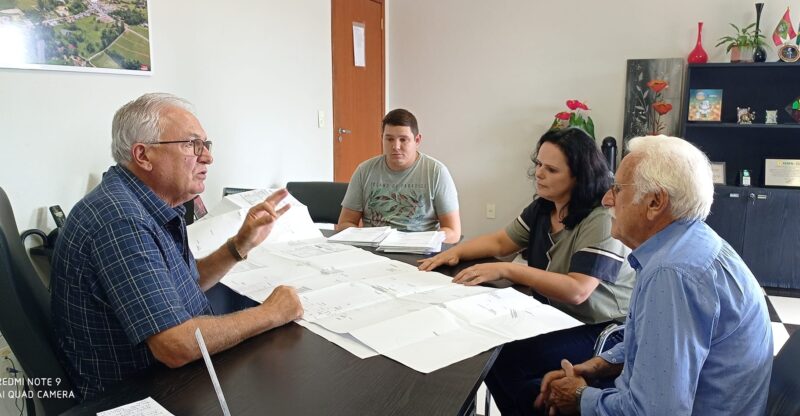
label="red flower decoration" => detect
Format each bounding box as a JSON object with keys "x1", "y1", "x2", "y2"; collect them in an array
[
  {"x1": 555, "y1": 111, "x2": 571, "y2": 120},
  {"x1": 566, "y1": 100, "x2": 589, "y2": 111},
  {"x1": 653, "y1": 102, "x2": 673, "y2": 115},
  {"x1": 647, "y1": 80, "x2": 668, "y2": 93}
]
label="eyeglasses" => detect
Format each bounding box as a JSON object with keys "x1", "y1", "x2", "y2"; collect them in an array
[
  {"x1": 151, "y1": 138, "x2": 212, "y2": 156},
  {"x1": 610, "y1": 183, "x2": 634, "y2": 197}
]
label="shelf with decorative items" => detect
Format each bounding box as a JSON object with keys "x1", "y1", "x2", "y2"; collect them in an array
[
  {"x1": 685, "y1": 122, "x2": 800, "y2": 129},
  {"x1": 682, "y1": 62, "x2": 800, "y2": 289},
  {"x1": 683, "y1": 62, "x2": 800, "y2": 187}
]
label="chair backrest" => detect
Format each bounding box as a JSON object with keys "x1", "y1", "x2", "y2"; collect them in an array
[
  {"x1": 286, "y1": 181, "x2": 349, "y2": 224},
  {"x1": 593, "y1": 323, "x2": 625, "y2": 356},
  {"x1": 767, "y1": 330, "x2": 800, "y2": 415},
  {"x1": 222, "y1": 187, "x2": 254, "y2": 197},
  {"x1": 0, "y1": 187, "x2": 77, "y2": 414}
]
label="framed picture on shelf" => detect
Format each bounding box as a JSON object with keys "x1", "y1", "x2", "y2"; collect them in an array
[
  {"x1": 710, "y1": 162, "x2": 726, "y2": 185},
  {"x1": 764, "y1": 159, "x2": 800, "y2": 188},
  {"x1": 687, "y1": 89, "x2": 723, "y2": 122}
]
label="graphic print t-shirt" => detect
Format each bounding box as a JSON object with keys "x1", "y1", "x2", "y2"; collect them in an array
[{"x1": 341, "y1": 153, "x2": 459, "y2": 231}]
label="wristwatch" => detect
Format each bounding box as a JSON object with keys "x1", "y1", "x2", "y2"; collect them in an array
[
  {"x1": 226, "y1": 237, "x2": 247, "y2": 261},
  {"x1": 575, "y1": 385, "x2": 588, "y2": 403}
]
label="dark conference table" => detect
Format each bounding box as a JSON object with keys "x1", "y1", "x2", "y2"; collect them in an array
[{"x1": 62, "y1": 249, "x2": 503, "y2": 416}]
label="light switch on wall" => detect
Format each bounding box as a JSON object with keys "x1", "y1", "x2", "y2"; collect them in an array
[
  {"x1": 317, "y1": 110, "x2": 325, "y2": 128},
  {"x1": 486, "y1": 203, "x2": 496, "y2": 219}
]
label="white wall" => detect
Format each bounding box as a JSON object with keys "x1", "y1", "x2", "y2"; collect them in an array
[
  {"x1": 1, "y1": 0, "x2": 333, "y2": 233},
  {"x1": 387, "y1": 0, "x2": 787, "y2": 238}
]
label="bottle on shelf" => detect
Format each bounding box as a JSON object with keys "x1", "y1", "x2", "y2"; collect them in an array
[{"x1": 740, "y1": 169, "x2": 752, "y2": 187}]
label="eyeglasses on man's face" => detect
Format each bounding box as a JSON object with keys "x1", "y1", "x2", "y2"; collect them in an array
[
  {"x1": 609, "y1": 182, "x2": 634, "y2": 198},
  {"x1": 151, "y1": 138, "x2": 212, "y2": 156}
]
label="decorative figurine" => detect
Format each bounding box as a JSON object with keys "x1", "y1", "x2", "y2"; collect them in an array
[
  {"x1": 737, "y1": 107, "x2": 755, "y2": 124},
  {"x1": 766, "y1": 110, "x2": 778, "y2": 124}
]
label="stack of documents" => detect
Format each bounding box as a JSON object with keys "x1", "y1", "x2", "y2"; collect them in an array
[
  {"x1": 377, "y1": 230, "x2": 446, "y2": 254},
  {"x1": 327, "y1": 226, "x2": 394, "y2": 246}
]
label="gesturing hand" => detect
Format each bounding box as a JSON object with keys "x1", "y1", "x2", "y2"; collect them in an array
[{"x1": 235, "y1": 188, "x2": 291, "y2": 255}]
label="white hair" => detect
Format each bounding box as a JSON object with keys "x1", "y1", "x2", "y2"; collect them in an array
[
  {"x1": 111, "y1": 93, "x2": 194, "y2": 164},
  {"x1": 626, "y1": 135, "x2": 714, "y2": 221}
]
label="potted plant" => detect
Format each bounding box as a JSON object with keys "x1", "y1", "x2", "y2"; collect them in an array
[{"x1": 716, "y1": 23, "x2": 757, "y2": 63}]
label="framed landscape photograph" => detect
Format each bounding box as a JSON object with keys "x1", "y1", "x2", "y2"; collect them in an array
[{"x1": 0, "y1": 0, "x2": 151, "y2": 75}]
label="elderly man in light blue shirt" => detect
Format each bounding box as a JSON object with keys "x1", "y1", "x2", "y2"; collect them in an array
[{"x1": 536, "y1": 135, "x2": 772, "y2": 415}]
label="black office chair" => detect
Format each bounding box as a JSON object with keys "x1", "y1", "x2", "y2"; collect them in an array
[
  {"x1": 222, "y1": 187, "x2": 254, "y2": 197},
  {"x1": 767, "y1": 329, "x2": 800, "y2": 416},
  {"x1": 286, "y1": 181, "x2": 349, "y2": 224},
  {"x1": 0, "y1": 187, "x2": 77, "y2": 415}
]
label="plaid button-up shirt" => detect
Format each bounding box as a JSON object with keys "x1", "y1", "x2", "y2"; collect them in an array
[{"x1": 51, "y1": 165, "x2": 211, "y2": 400}]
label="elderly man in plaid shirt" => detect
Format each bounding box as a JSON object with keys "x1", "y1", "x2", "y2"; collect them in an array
[{"x1": 51, "y1": 93, "x2": 303, "y2": 400}]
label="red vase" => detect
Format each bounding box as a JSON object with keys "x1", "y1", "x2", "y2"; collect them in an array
[{"x1": 688, "y1": 21, "x2": 709, "y2": 64}]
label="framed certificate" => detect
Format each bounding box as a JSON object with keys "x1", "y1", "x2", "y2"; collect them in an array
[
  {"x1": 765, "y1": 159, "x2": 800, "y2": 187},
  {"x1": 710, "y1": 162, "x2": 726, "y2": 185}
]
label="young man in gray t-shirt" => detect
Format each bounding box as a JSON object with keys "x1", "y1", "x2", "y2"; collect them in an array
[{"x1": 337, "y1": 109, "x2": 461, "y2": 243}]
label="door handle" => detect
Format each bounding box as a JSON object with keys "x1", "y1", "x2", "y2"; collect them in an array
[{"x1": 337, "y1": 128, "x2": 352, "y2": 143}]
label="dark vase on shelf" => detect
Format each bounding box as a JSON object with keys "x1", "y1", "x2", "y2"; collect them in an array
[
  {"x1": 754, "y1": 3, "x2": 767, "y2": 62},
  {"x1": 688, "y1": 21, "x2": 709, "y2": 64}
]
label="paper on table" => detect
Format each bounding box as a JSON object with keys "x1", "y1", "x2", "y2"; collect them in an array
[
  {"x1": 291, "y1": 260, "x2": 416, "y2": 293},
  {"x1": 314, "y1": 297, "x2": 430, "y2": 334},
  {"x1": 96, "y1": 397, "x2": 173, "y2": 416},
  {"x1": 379, "y1": 325, "x2": 501, "y2": 373},
  {"x1": 473, "y1": 303, "x2": 583, "y2": 341},
  {"x1": 302, "y1": 248, "x2": 390, "y2": 270},
  {"x1": 296, "y1": 320, "x2": 378, "y2": 358},
  {"x1": 300, "y1": 281, "x2": 393, "y2": 322},
  {"x1": 377, "y1": 230, "x2": 446, "y2": 254},
  {"x1": 327, "y1": 226, "x2": 393, "y2": 246},
  {"x1": 361, "y1": 270, "x2": 451, "y2": 297},
  {"x1": 443, "y1": 287, "x2": 540, "y2": 324},
  {"x1": 266, "y1": 239, "x2": 357, "y2": 260},
  {"x1": 402, "y1": 284, "x2": 495, "y2": 305},
  {"x1": 348, "y1": 305, "x2": 508, "y2": 373}
]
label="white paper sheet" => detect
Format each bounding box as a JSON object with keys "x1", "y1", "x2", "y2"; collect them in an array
[
  {"x1": 194, "y1": 197, "x2": 585, "y2": 374},
  {"x1": 362, "y1": 270, "x2": 451, "y2": 297},
  {"x1": 188, "y1": 189, "x2": 322, "y2": 258},
  {"x1": 291, "y1": 260, "x2": 415, "y2": 293},
  {"x1": 402, "y1": 284, "x2": 495, "y2": 305},
  {"x1": 327, "y1": 226, "x2": 393, "y2": 246},
  {"x1": 314, "y1": 297, "x2": 430, "y2": 334},
  {"x1": 97, "y1": 397, "x2": 174, "y2": 416},
  {"x1": 296, "y1": 320, "x2": 378, "y2": 359},
  {"x1": 300, "y1": 281, "x2": 393, "y2": 322},
  {"x1": 352, "y1": 23, "x2": 365, "y2": 67}
]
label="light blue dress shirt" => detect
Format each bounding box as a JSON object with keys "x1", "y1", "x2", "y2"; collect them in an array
[{"x1": 581, "y1": 220, "x2": 772, "y2": 415}]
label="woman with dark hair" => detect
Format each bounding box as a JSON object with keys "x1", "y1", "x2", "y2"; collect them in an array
[{"x1": 419, "y1": 128, "x2": 635, "y2": 416}]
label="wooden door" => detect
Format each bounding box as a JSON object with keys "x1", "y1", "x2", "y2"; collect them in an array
[{"x1": 331, "y1": 0, "x2": 385, "y2": 182}]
